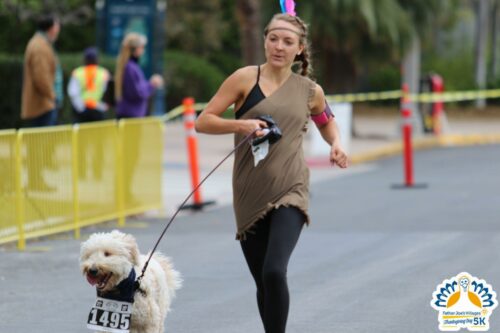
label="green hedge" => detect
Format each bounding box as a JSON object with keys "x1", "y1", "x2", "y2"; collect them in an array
[
  {"x1": 0, "y1": 53, "x2": 117, "y2": 129},
  {"x1": 0, "y1": 51, "x2": 226, "y2": 129},
  {"x1": 0, "y1": 54, "x2": 24, "y2": 129},
  {"x1": 164, "y1": 50, "x2": 225, "y2": 110}
]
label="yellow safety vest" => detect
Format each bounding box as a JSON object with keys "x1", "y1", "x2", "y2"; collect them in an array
[{"x1": 73, "y1": 65, "x2": 108, "y2": 109}]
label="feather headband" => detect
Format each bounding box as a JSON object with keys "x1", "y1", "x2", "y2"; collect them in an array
[{"x1": 280, "y1": 0, "x2": 296, "y2": 16}]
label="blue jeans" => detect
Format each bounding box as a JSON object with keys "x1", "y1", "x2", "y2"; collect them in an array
[{"x1": 24, "y1": 109, "x2": 57, "y2": 127}]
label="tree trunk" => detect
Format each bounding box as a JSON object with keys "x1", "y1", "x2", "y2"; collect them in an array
[
  {"x1": 401, "y1": 36, "x2": 422, "y2": 133},
  {"x1": 490, "y1": 0, "x2": 499, "y2": 80},
  {"x1": 474, "y1": 0, "x2": 490, "y2": 108},
  {"x1": 235, "y1": 0, "x2": 263, "y2": 66}
]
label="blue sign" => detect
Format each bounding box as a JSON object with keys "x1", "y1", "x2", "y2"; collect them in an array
[{"x1": 96, "y1": 0, "x2": 166, "y2": 114}]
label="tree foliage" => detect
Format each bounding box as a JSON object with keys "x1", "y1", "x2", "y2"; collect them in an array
[
  {"x1": 294, "y1": 0, "x2": 453, "y2": 92},
  {"x1": 0, "y1": 0, "x2": 96, "y2": 53}
]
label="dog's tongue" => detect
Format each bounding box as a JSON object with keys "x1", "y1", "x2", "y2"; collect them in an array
[{"x1": 86, "y1": 274, "x2": 98, "y2": 286}]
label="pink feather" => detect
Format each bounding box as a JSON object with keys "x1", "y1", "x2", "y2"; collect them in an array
[{"x1": 285, "y1": 0, "x2": 296, "y2": 16}]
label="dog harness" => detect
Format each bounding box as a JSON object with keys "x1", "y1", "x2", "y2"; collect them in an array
[
  {"x1": 88, "y1": 269, "x2": 138, "y2": 333},
  {"x1": 97, "y1": 269, "x2": 141, "y2": 303}
]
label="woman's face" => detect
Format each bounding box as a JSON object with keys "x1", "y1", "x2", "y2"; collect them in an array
[
  {"x1": 264, "y1": 19, "x2": 303, "y2": 69},
  {"x1": 132, "y1": 44, "x2": 145, "y2": 58}
]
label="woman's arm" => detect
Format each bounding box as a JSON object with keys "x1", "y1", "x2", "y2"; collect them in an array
[
  {"x1": 310, "y1": 84, "x2": 349, "y2": 168},
  {"x1": 124, "y1": 62, "x2": 155, "y2": 102},
  {"x1": 195, "y1": 67, "x2": 267, "y2": 137}
]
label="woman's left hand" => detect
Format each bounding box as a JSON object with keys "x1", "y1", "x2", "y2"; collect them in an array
[{"x1": 330, "y1": 143, "x2": 348, "y2": 168}]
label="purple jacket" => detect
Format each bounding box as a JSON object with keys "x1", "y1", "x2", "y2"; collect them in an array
[{"x1": 116, "y1": 59, "x2": 155, "y2": 118}]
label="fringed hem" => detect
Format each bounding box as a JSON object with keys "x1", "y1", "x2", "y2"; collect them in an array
[
  {"x1": 307, "y1": 80, "x2": 317, "y2": 112},
  {"x1": 235, "y1": 203, "x2": 310, "y2": 240}
]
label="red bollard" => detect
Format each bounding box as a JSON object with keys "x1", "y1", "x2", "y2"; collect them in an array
[
  {"x1": 430, "y1": 75, "x2": 444, "y2": 136},
  {"x1": 183, "y1": 97, "x2": 203, "y2": 207},
  {"x1": 401, "y1": 84, "x2": 414, "y2": 187}
]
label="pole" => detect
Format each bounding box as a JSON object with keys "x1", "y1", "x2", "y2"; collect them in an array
[
  {"x1": 431, "y1": 75, "x2": 444, "y2": 136},
  {"x1": 183, "y1": 97, "x2": 203, "y2": 208},
  {"x1": 401, "y1": 83, "x2": 414, "y2": 187}
]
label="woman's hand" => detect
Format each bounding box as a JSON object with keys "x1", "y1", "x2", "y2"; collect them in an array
[
  {"x1": 238, "y1": 119, "x2": 268, "y2": 138},
  {"x1": 150, "y1": 74, "x2": 164, "y2": 88},
  {"x1": 330, "y1": 143, "x2": 348, "y2": 168}
]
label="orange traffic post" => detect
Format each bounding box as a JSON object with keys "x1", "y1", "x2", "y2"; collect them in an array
[
  {"x1": 183, "y1": 97, "x2": 203, "y2": 207},
  {"x1": 180, "y1": 97, "x2": 215, "y2": 210}
]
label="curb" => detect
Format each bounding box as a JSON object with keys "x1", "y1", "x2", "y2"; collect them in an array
[{"x1": 307, "y1": 133, "x2": 500, "y2": 167}]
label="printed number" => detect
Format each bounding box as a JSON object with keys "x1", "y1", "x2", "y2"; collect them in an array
[
  {"x1": 99, "y1": 311, "x2": 109, "y2": 326},
  {"x1": 89, "y1": 307, "x2": 130, "y2": 329},
  {"x1": 89, "y1": 308, "x2": 99, "y2": 325},
  {"x1": 120, "y1": 313, "x2": 131, "y2": 329},
  {"x1": 474, "y1": 317, "x2": 486, "y2": 325},
  {"x1": 110, "y1": 312, "x2": 120, "y2": 328}
]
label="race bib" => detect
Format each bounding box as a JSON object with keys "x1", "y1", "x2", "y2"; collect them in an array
[{"x1": 87, "y1": 297, "x2": 132, "y2": 333}]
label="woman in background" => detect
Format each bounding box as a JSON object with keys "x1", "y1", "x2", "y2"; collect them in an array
[{"x1": 114, "y1": 32, "x2": 163, "y2": 119}]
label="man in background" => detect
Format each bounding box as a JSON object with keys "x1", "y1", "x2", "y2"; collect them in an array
[
  {"x1": 67, "y1": 47, "x2": 110, "y2": 180},
  {"x1": 21, "y1": 14, "x2": 62, "y2": 127},
  {"x1": 21, "y1": 14, "x2": 62, "y2": 191},
  {"x1": 68, "y1": 47, "x2": 110, "y2": 123}
]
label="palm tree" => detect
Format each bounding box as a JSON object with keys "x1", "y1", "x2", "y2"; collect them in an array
[
  {"x1": 236, "y1": 0, "x2": 263, "y2": 65},
  {"x1": 474, "y1": 0, "x2": 490, "y2": 108},
  {"x1": 260, "y1": 0, "x2": 449, "y2": 93}
]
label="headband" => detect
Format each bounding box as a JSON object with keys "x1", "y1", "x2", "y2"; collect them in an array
[{"x1": 267, "y1": 27, "x2": 304, "y2": 37}]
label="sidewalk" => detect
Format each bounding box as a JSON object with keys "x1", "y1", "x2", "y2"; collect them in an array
[{"x1": 160, "y1": 110, "x2": 500, "y2": 216}]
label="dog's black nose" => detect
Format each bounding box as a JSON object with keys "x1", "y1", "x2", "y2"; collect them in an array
[{"x1": 89, "y1": 268, "x2": 98, "y2": 276}]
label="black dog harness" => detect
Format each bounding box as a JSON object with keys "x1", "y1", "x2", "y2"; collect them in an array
[{"x1": 97, "y1": 269, "x2": 145, "y2": 303}]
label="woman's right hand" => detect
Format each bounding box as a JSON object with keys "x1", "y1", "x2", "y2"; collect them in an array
[
  {"x1": 238, "y1": 119, "x2": 268, "y2": 138},
  {"x1": 150, "y1": 74, "x2": 164, "y2": 88}
]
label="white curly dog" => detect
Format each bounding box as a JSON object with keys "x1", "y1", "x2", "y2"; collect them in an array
[{"x1": 80, "y1": 230, "x2": 181, "y2": 333}]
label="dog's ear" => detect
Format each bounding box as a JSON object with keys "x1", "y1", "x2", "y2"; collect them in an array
[{"x1": 111, "y1": 230, "x2": 140, "y2": 265}]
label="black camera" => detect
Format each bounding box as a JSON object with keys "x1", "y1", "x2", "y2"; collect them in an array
[{"x1": 252, "y1": 115, "x2": 282, "y2": 146}]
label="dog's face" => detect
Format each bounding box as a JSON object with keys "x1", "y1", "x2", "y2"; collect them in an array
[{"x1": 80, "y1": 230, "x2": 140, "y2": 292}]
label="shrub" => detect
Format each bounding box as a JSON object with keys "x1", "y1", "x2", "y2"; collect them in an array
[
  {"x1": 164, "y1": 50, "x2": 225, "y2": 110},
  {"x1": 0, "y1": 50, "x2": 227, "y2": 128},
  {"x1": 0, "y1": 54, "x2": 23, "y2": 129}
]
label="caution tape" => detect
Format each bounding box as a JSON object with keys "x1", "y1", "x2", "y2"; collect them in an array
[
  {"x1": 162, "y1": 88, "x2": 500, "y2": 122},
  {"x1": 326, "y1": 90, "x2": 402, "y2": 103},
  {"x1": 412, "y1": 89, "x2": 500, "y2": 103},
  {"x1": 325, "y1": 88, "x2": 500, "y2": 103},
  {"x1": 162, "y1": 103, "x2": 208, "y2": 122}
]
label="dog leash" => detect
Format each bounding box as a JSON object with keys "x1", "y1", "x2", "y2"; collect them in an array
[{"x1": 134, "y1": 128, "x2": 259, "y2": 290}]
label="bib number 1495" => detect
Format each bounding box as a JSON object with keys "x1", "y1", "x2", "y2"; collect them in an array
[{"x1": 87, "y1": 297, "x2": 132, "y2": 333}]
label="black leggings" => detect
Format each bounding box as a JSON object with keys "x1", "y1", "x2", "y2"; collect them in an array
[{"x1": 240, "y1": 206, "x2": 305, "y2": 333}]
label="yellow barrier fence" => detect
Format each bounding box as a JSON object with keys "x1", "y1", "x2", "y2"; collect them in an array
[
  {"x1": 0, "y1": 130, "x2": 17, "y2": 244},
  {"x1": 0, "y1": 118, "x2": 164, "y2": 249}
]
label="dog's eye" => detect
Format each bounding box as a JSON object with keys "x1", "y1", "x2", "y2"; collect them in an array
[{"x1": 104, "y1": 251, "x2": 111, "y2": 257}]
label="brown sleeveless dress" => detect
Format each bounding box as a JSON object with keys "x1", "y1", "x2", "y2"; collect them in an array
[{"x1": 233, "y1": 73, "x2": 316, "y2": 239}]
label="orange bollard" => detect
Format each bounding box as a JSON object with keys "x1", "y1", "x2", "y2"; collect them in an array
[
  {"x1": 401, "y1": 83, "x2": 414, "y2": 187},
  {"x1": 183, "y1": 97, "x2": 203, "y2": 207},
  {"x1": 181, "y1": 97, "x2": 216, "y2": 210}
]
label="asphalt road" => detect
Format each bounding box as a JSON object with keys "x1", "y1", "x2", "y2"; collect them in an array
[{"x1": 1, "y1": 144, "x2": 500, "y2": 333}]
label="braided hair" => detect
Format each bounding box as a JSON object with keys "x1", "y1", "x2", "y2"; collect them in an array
[{"x1": 264, "y1": 13, "x2": 313, "y2": 77}]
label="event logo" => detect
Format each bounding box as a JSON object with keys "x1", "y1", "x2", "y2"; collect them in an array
[{"x1": 431, "y1": 272, "x2": 498, "y2": 331}]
